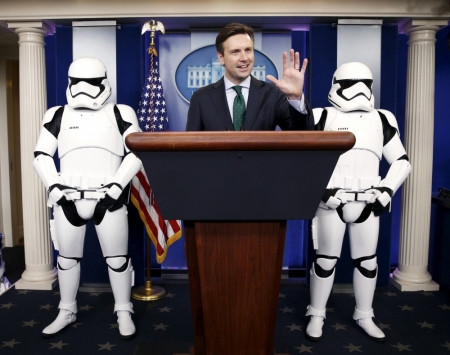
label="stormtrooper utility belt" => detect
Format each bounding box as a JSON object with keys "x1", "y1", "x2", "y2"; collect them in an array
[
  {"x1": 340, "y1": 191, "x2": 373, "y2": 202},
  {"x1": 66, "y1": 189, "x2": 106, "y2": 201}
]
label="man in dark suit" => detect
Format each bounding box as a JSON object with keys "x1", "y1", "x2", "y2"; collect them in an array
[{"x1": 186, "y1": 22, "x2": 312, "y2": 131}]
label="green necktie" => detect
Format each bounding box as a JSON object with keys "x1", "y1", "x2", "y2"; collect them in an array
[{"x1": 232, "y1": 86, "x2": 246, "y2": 131}]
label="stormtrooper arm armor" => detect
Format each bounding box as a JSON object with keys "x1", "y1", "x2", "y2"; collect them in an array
[
  {"x1": 313, "y1": 108, "x2": 347, "y2": 210},
  {"x1": 378, "y1": 110, "x2": 411, "y2": 195},
  {"x1": 33, "y1": 106, "x2": 63, "y2": 189},
  {"x1": 365, "y1": 110, "x2": 411, "y2": 214},
  {"x1": 379, "y1": 137, "x2": 411, "y2": 195},
  {"x1": 106, "y1": 105, "x2": 142, "y2": 199}
]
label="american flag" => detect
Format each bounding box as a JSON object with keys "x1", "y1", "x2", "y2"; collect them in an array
[{"x1": 130, "y1": 55, "x2": 182, "y2": 264}]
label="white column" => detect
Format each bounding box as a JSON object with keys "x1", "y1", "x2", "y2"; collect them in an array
[
  {"x1": 7, "y1": 22, "x2": 58, "y2": 290},
  {"x1": 391, "y1": 20, "x2": 447, "y2": 292}
]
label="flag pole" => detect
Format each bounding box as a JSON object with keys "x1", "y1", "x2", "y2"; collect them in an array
[
  {"x1": 131, "y1": 20, "x2": 168, "y2": 302},
  {"x1": 132, "y1": 232, "x2": 166, "y2": 301}
]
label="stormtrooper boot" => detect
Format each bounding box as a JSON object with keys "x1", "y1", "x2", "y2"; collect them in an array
[
  {"x1": 107, "y1": 257, "x2": 136, "y2": 339},
  {"x1": 42, "y1": 258, "x2": 79, "y2": 337},
  {"x1": 353, "y1": 267, "x2": 385, "y2": 342},
  {"x1": 305, "y1": 264, "x2": 335, "y2": 341}
]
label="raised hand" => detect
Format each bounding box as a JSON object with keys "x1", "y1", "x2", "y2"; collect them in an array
[{"x1": 266, "y1": 49, "x2": 308, "y2": 100}]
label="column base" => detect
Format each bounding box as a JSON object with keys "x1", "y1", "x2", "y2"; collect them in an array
[
  {"x1": 390, "y1": 273, "x2": 439, "y2": 292},
  {"x1": 15, "y1": 278, "x2": 58, "y2": 291}
]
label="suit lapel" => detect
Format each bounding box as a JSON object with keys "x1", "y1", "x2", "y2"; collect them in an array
[
  {"x1": 209, "y1": 78, "x2": 234, "y2": 130},
  {"x1": 244, "y1": 76, "x2": 265, "y2": 130}
]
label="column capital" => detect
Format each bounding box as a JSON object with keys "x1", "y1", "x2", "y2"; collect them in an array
[
  {"x1": 399, "y1": 19, "x2": 448, "y2": 36},
  {"x1": 7, "y1": 21, "x2": 55, "y2": 36}
]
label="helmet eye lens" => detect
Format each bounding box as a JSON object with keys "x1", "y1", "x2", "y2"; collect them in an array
[
  {"x1": 69, "y1": 77, "x2": 105, "y2": 86},
  {"x1": 335, "y1": 79, "x2": 373, "y2": 90}
]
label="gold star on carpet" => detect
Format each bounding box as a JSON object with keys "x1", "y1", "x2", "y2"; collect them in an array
[
  {"x1": 0, "y1": 303, "x2": 15, "y2": 309},
  {"x1": 153, "y1": 323, "x2": 169, "y2": 330},
  {"x1": 398, "y1": 305, "x2": 414, "y2": 311},
  {"x1": 279, "y1": 306, "x2": 294, "y2": 313},
  {"x1": 1, "y1": 339, "x2": 21, "y2": 348},
  {"x1": 294, "y1": 344, "x2": 313, "y2": 353},
  {"x1": 384, "y1": 291, "x2": 398, "y2": 297},
  {"x1": 286, "y1": 323, "x2": 302, "y2": 331},
  {"x1": 417, "y1": 321, "x2": 435, "y2": 329},
  {"x1": 97, "y1": 341, "x2": 116, "y2": 351},
  {"x1": 22, "y1": 320, "x2": 39, "y2": 327},
  {"x1": 109, "y1": 323, "x2": 119, "y2": 329},
  {"x1": 49, "y1": 340, "x2": 68, "y2": 349},
  {"x1": 377, "y1": 322, "x2": 391, "y2": 330},
  {"x1": 78, "y1": 305, "x2": 94, "y2": 311},
  {"x1": 438, "y1": 304, "x2": 450, "y2": 311},
  {"x1": 441, "y1": 342, "x2": 450, "y2": 351},
  {"x1": 332, "y1": 323, "x2": 347, "y2": 331},
  {"x1": 391, "y1": 342, "x2": 412, "y2": 352},
  {"x1": 71, "y1": 323, "x2": 82, "y2": 328},
  {"x1": 39, "y1": 304, "x2": 53, "y2": 310},
  {"x1": 166, "y1": 293, "x2": 176, "y2": 298},
  {"x1": 17, "y1": 290, "x2": 31, "y2": 295},
  {"x1": 158, "y1": 306, "x2": 172, "y2": 313},
  {"x1": 343, "y1": 343, "x2": 362, "y2": 352}
]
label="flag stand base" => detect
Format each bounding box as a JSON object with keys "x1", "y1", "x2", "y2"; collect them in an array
[{"x1": 132, "y1": 280, "x2": 166, "y2": 301}]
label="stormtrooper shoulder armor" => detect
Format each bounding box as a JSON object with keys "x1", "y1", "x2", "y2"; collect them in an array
[
  {"x1": 115, "y1": 104, "x2": 139, "y2": 129},
  {"x1": 378, "y1": 109, "x2": 399, "y2": 135},
  {"x1": 113, "y1": 104, "x2": 140, "y2": 152},
  {"x1": 35, "y1": 106, "x2": 64, "y2": 157},
  {"x1": 313, "y1": 107, "x2": 338, "y2": 131},
  {"x1": 43, "y1": 106, "x2": 64, "y2": 126}
]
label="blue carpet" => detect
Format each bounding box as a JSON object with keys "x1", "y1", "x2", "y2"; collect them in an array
[{"x1": 0, "y1": 279, "x2": 450, "y2": 354}]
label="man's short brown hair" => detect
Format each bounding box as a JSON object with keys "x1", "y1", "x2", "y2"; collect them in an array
[{"x1": 215, "y1": 23, "x2": 255, "y2": 55}]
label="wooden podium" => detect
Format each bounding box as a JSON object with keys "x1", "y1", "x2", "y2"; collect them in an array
[{"x1": 126, "y1": 131, "x2": 355, "y2": 355}]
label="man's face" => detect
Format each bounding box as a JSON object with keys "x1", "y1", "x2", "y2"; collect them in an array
[{"x1": 217, "y1": 34, "x2": 254, "y2": 85}]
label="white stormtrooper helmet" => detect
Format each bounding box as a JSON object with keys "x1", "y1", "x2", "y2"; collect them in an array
[
  {"x1": 328, "y1": 62, "x2": 375, "y2": 112},
  {"x1": 66, "y1": 57, "x2": 112, "y2": 110}
]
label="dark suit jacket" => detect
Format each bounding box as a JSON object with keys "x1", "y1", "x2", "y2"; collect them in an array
[{"x1": 186, "y1": 76, "x2": 312, "y2": 131}]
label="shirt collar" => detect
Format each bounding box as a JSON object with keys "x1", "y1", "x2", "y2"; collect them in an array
[{"x1": 224, "y1": 75, "x2": 251, "y2": 91}]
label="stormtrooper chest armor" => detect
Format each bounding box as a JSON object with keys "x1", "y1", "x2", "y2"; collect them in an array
[
  {"x1": 57, "y1": 105, "x2": 124, "y2": 189},
  {"x1": 58, "y1": 105, "x2": 124, "y2": 158},
  {"x1": 325, "y1": 108, "x2": 384, "y2": 191}
]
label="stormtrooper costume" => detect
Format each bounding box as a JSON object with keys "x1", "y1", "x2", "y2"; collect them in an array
[
  {"x1": 0, "y1": 233, "x2": 11, "y2": 294},
  {"x1": 305, "y1": 62, "x2": 411, "y2": 342},
  {"x1": 33, "y1": 57, "x2": 142, "y2": 339}
]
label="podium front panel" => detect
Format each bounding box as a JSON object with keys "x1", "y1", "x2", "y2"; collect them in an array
[{"x1": 139, "y1": 150, "x2": 339, "y2": 220}]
